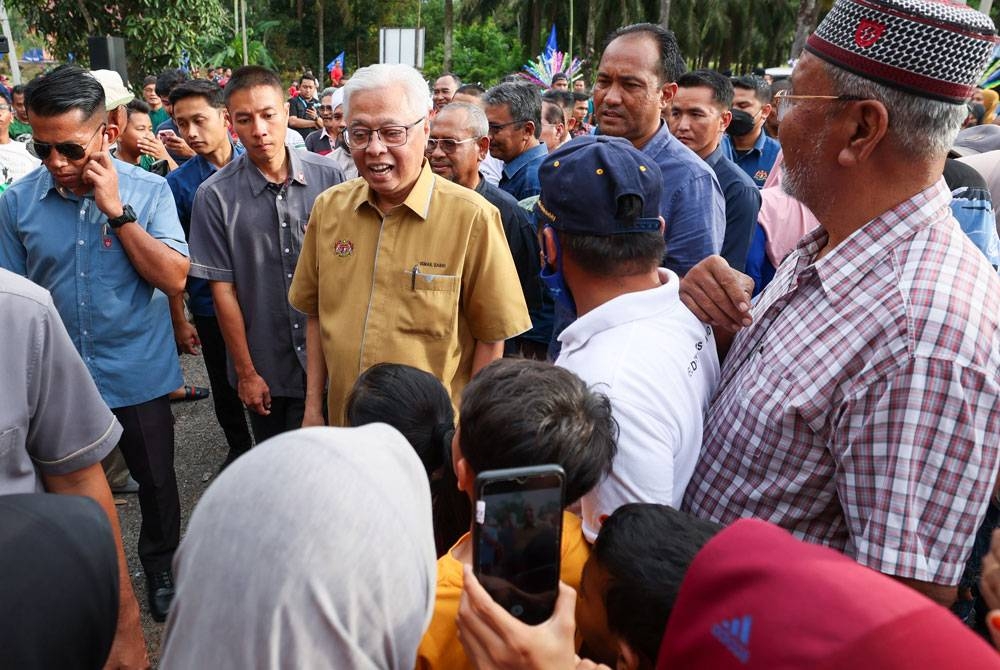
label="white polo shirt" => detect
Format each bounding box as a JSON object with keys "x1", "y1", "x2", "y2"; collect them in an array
[{"x1": 556, "y1": 269, "x2": 720, "y2": 542}]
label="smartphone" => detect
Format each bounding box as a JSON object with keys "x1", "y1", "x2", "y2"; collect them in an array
[
  {"x1": 472, "y1": 465, "x2": 565, "y2": 625},
  {"x1": 157, "y1": 129, "x2": 176, "y2": 142}
]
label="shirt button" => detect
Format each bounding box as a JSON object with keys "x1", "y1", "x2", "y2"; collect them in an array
[
  {"x1": 80, "y1": 272, "x2": 86, "y2": 277},
  {"x1": 284, "y1": 248, "x2": 290, "y2": 253},
  {"x1": 82, "y1": 330, "x2": 88, "y2": 335},
  {"x1": 287, "y1": 273, "x2": 292, "y2": 278},
  {"x1": 277, "y1": 195, "x2": 283, "y2": 201},
  {"x1": 78, "y1": 240, "x2": 85, "y2": 245},
  {"x1": 281, "y1": 222, "x2": 288, "y2": 227},
  {"x1": 296, "y1": 345, "x2": 302, "y2": 351},
  {"x1": 80, "y1": 301, "x2": 85, "y2": 306},
  {"x1": 293, "y1": 323, "x2": 299, "y2": 329}
]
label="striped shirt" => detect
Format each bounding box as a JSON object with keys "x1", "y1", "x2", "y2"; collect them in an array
[{"x1": 683, "y1": 179, "x2": 1000, "y2": 584}]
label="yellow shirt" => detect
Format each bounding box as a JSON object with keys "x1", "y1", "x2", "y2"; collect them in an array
[
  {"x1": 416, "y1": 512, "x2": 590, "y2": 670},
  {"x1": 289, "y1": 163, "x2": 531, "y2": 425}
]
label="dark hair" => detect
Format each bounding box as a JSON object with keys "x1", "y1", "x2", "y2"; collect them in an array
[
  {"x1": 125, "y1": 98, "x2": 151, "y2": 118},
  {"x1": 345, "y1": 363, "x2": 468, "y2": 556},
  {"x1": 559, "y1": 195, "x2": 665, "y2": 277},
  {"x1": 604, "y1": 23, "x2": 683, "y2": 84},
  {"x1": 436, "y1": 72, "x2": 462, "y2": 88},
  {"x1": 143, "y1": 75, "x2": 157, "y2": 87},
  {"x1": 0, "y1": 87, "x2": 11, "y2": 104},
  {"x1": 459, "y1": 359, "x2": 617, "y2": 505},
  {"x1": 572, "y1": 91, "x2": 590, "y2": 103},
  {"x1": 542, "y1": 99, "x2": 565, "y2": 125},
  {"x1": 542, "y1": 89, "x2": 574, "y2": 114},
  {"x1": 731, "y1": 75, "x2": 771, "y2": 105},
  {"x1": 11, "y1": 84, "x2": 25, "y2": 96},
  {"x1": 676, "y1": 69, "x2": 734, "y2": 109},
  {"x1": 551, "y1": 72, "x2": 568, "y2": 83},
  {"x1": 224, "y1": 66, "x2": 283, "y2": 105},
  {"x1": 455, "y1": 83, "x2": 485, "y2": 98},
  {"x1": 483, "y1": 82, "x2": 542, "y2": 139},
  {"x1": 595, "y1": 504, "x2": 722, "y2": 664},
  {"x1": 24, "y1": 65, "x2": 104, "y2": 120},
  {"x1": 169, "y1": 79, "x2": 225, "y2": 109},
  {"x1": 300, "y1": 71, "x2": 318, "y2": 85},
  {"x1": 155, "y1": 68, "x2": 189, "y2": 98}
]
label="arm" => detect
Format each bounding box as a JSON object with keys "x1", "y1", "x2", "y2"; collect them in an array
[
  {"x1": 892, "y1": 576, "x2": 957, "y2": 609},
  {"x1": 43, "y1": 464, "x2": 150, "y2": 670},
  {"x1": 288, "y1": 114, "x2": 322, "y2": 130},
  {"x1": 472, "y1": 340, "x2": 504, "y2": 376},
  {"x1": 169, "y1": 293, "x2": 200, "y2": 355},
  {"x1": 662, "y1": 170, "x2": 726, "y2": 275},
  {"x1": 210, "y1": 281, "x2": 271, "y2": 416},
  {"x1": 302, "y1": 314, "x2": 328, "y2": 427},
  {"x1": 678, "y1": 255, "x2": 753, "y2": 361}
]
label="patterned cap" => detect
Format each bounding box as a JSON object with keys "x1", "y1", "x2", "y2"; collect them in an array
[{"x1": 805, "y1": 0, "x2": 997, "y2": 104}]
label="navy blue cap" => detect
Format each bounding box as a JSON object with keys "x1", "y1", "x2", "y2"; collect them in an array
[{"x1": 535, "y1": 135, "x2": 663, "y2": 235}]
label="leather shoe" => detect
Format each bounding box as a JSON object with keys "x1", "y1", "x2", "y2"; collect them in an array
[{"x1": 147, "y1": 570, "x2": 175, "y2": 622}]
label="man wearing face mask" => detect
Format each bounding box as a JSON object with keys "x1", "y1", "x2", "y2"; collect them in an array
[
  {"x1": 538, "y1": 135, "x2": 720, "y2": 543},
  {"x1": 723, "y1": 75, "x2": 780, "y2": 188}
]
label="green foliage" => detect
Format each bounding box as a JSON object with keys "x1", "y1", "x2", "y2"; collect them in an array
[
  {"x1": 7, "y1": 0, "x2": 227, "y2": 83},
  {"x1": 199, "y1": 20, "x2": 281, "y2": 70},
  {"x1": 423, "y1": 19, "x2": 524, "y2": 87}
]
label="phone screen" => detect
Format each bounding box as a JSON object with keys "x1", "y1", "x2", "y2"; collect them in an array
[{"x1": 473, "y1": 467, "x2": 564, "y2": 625}]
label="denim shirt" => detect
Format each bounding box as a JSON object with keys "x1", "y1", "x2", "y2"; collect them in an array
[
  {"x1": 0, "y1": 159, "x2": 187, "y2": 408},
  {"x1": 499, "y1": 143, "x2": 547, "y2": 202}
]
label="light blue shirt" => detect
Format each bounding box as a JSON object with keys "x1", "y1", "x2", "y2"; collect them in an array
[{"x1": 0, "y1": 159, "x2": 186, "y2": 408}]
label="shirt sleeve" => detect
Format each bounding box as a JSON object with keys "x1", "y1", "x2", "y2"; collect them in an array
[
  {"x1": 27, "y1": 292, "x2": 122, "y2": 475},
  {"x1": 288, "y1": 195, "x2": 321, "y2": 316},
  {"x1": 0, "y1": 190, "x2": 26, "y2": 275},
  {"x1": 145, "y1": 177, "x2": 189, "y2": 257},
  {"x1": 188, "y1": 182, "x2": 235, "y2": 282},
  {"x1": 720, "y1": 185, "x2": 762, "y2": 273},
  {"x1": 834, "y1": 355, "x2": 1000, "y2": 585},
  {"x1": 460, "y1": 206, "x2": 532, "y2": 343},
  {"x1": 663, "y1": 170, "x2": 726, "y2": 276}
]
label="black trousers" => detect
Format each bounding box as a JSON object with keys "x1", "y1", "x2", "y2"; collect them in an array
[
  {"x1": 193, "y1": 314, "x2": 253, "y2": 455},
  {"x1": 248, "y1": 396, "x2": 305, "y2": 444},
  {"x1": 112, "y1": 396, "x2": 180, "y2": 575}
]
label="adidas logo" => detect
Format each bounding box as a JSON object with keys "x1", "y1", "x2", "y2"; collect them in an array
[{"x1": 711, "y1": 614, "x2": 752, "y2": 663}]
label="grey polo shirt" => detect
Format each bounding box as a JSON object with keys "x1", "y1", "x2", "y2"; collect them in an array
[
  {"x1": 0, "y1": 269, "x2": 122, "y2": 492},
  {"x1": 188, "y1": 148, "x2": 344, "y2": 398}
]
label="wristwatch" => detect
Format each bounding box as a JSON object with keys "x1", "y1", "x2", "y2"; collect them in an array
[{"x1": 107, "y1": 204, "x2": 137, "y2": 229}]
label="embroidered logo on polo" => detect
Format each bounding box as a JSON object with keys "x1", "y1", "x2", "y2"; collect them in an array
[
  {"x1": 754, "y1": 169, "x2": 769, "y2": 184},
  {"x1": 334, "y1": 239, "x2": 353, "y2": 257},
  {"x1": 854, "y1": 18, "x2": 886, "y2": 48},
  {"x1": 711, "y1": 614, "x2": 752, "y2": 664}
]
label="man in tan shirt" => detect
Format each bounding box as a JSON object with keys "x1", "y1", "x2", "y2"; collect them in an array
[{"x1": 289, "y1": 63, "x2": 531, "y2": 425}]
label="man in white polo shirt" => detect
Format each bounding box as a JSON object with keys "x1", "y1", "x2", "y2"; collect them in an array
[{"x1": 538, "y1": 135, "x2": 720, "y2": 542}]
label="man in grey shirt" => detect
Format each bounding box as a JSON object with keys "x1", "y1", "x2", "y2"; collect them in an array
[
  {"x1": 189, "y1": 66, "x2": 344, "y2": 442},
  {"x1": 0, "y1": 268, "x2": 149, "y2": 668}
]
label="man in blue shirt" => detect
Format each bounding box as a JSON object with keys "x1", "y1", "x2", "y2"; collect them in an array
[
  {"x1": 670, "y1": 70, "x2": 761, "y2": 272},
  {"x1": 483, "y1": 82, "x2": 548, "y2": 205},
  {"x1": 593, "y1": 23, "x2": 725, "y2": 276},
  {"x1": 166, "y1": 79, "x2": 253, "y2": 469},
  {"x1": 0, "y1": 65, "x2": 189, "y2": 623},
  {"x1": 722, "y1": 75, "x2": 781, "y2": 188}
]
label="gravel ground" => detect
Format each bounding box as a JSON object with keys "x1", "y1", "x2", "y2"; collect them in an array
[{"x1": 117, "y1": 353, "x2": 237, "y2": 665}]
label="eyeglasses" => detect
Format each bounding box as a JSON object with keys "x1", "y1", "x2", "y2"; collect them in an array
[
  {"x1": 425, "y1": 137, "x2": 480, "y2": 154},
  {"x1": 774, "y1": 90, "x2": 867, "y2": 122},
  {"x1": 343, "y1": 117, "x2": 425, "y2": 150},
  {"x1": 488, "y1": 119, "x2": 526, "y2": 134},
  {"x1": 28, "y1": 123, "x2": 106, "y2": 160},
  {"x1": 0, "y1": 105, "x2": 9, "y2": 112}
]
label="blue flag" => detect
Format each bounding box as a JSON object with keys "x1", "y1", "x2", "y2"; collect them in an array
[
  {"x1": 327, "y1": 51, "x2": 345, "y2": 71},
  {"x1": 544, "y1": 25, "x2": 557, "y2": 60}
]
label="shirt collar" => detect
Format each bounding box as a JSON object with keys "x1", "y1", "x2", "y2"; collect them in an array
[
  {"x1": 246, "y1": 147, "x2": 308, "y2": 196},
  {"x1": 636, "y1": 121, "x2": 673, "y2": 156},
  {"x1": 502, "y1": 143, "x2": 547, "y2": 178},
  {"x1": 788, "y1": 179, "x2": 953, "y2": 306},
  {"x1": 704, "y1": 144, "x2": 725, "y2": 168},
  {"x1": 357, "y1": 160, "x2": 436, "y2": 220}
]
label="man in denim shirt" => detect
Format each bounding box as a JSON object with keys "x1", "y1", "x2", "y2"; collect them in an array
[
  {"x1": 484, "y1": 82, "x2": 548, "y2": 205},
  {"x1": 0, "y1": 66, "x2": 189, "y2": 624}
]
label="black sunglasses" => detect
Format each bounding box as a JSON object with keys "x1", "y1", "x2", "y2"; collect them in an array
[{"x1": 28, "y1": 123, "x2": 106, "y2": 160}]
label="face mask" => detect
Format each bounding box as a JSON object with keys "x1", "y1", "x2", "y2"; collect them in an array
[
  {"x1": 539, "y1": 227, "x2": 577, "y2": 317},
  {"x1": 726, "y1": 109, "x2": 758, "y2": 137}
]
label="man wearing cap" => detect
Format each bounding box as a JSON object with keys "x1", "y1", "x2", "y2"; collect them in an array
[
  {"x1": 680, "y1": 0, "x2": 1000, "y2": 608},
  {"x1": 289, "y1": 63, "x2": 531, "y2": 425},
  {"x1": 594, "y1": 23, "x2": 725, "y2": 276},
  {"x1": 538, "y1": 135, "x2": 719, "y2": 543}
]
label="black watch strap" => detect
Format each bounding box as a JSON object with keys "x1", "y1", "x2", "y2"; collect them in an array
[{"x1": 107, "y1": 204, "x2": 137, "y2": 229}]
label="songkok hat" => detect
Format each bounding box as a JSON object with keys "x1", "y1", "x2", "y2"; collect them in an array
[
  {"x1": 805, "y1": 0, "x2": 997, "y2": 104},
  {"x1": 536, "y1": 135, "x2": 662, "y2": 236}
]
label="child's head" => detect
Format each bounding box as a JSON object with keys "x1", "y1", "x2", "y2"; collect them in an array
[
  {"x1": 118, "y1": 99, "x2": 152, "y2": 159},
  {"x1": 345, "y1": 363, "x2": 454, "y2": 476},
  {"x1": 455, "y1": 358, "x2": 617, "y2": 505}
]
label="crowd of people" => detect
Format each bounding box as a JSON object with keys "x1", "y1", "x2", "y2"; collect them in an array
[{"x1": 3, "y1": 0, "x2": 1000, "y2": 667}]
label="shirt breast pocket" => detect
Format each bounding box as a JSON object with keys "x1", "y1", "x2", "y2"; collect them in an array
[
  {"x1": 397, "y1": 270, "x2": 459, "y2": 338},
  {"x1": 98, "y1": 239, "x2": 138, "y2": 289}
]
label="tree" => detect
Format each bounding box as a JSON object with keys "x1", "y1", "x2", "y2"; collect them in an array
[
  {"x1": 423, "y1": 19, "x2": 523, "y2": 86},
  {"x1": 443, "y1": 0, "x2": 454, "y2": 72},
  {"x1": 789, "y1": 0, "x2": 821, "y2": 59},
  {"x1": 8, "y1": 0, "x2": 227, "y2": 83}
]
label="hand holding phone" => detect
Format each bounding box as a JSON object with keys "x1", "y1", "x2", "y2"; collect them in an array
[
  {"x1": 472, "y1": 465, "x2": 565, "y2": 625},
  {"x1": 157, "y1": 129, "x2": 176, "y2": 143}
]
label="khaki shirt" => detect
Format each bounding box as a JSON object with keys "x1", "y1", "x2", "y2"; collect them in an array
[{"x1": 289, "y1": 161, "x2": 531, "y2": 424}]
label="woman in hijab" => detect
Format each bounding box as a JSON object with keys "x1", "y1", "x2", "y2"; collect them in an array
[
  {"x1": 0, "y1": 493, "x2": 119, "y2": 670},
  {"x1": 160, "y1": 424, "x2": 437, "y2": 670}
]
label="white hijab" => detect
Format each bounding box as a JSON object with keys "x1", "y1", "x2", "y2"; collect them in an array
[{"x1": 160, "y1": 425, "x2": 437, "y2": 670}]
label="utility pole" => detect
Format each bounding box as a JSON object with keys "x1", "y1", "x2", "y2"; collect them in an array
[
  {"x1": 0, "y1": 0, "x2": 21, "y2": 85},
  {"x1": 241, "y1": 0, "x2": 249, "y2": 65}
]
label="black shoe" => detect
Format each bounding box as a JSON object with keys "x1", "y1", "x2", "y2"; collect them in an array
[{"x1": 146, "y1": 570, "x2": 175, "y2": 622}]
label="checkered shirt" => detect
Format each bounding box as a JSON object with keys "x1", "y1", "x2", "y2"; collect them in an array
[{"x1": 682, "y1": 179, "x2": 1000, "y2": 584}]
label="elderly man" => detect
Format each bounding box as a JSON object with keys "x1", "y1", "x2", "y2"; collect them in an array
[
  {"x1": 483, "y1": 82, "x2": 548, "y2": 203},
  {"x1": 428, "y1": 102, "x2": 551, "y2": 359},
  {"x1": 289, "y1": 63, "x2": 531, "y2": 425},
  {"x1": 681, "y1": 0, "x2": 1000, "y2": 609},
  {"x1": 594, "y1": 23, "x2": 725, "y2": 275}
]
